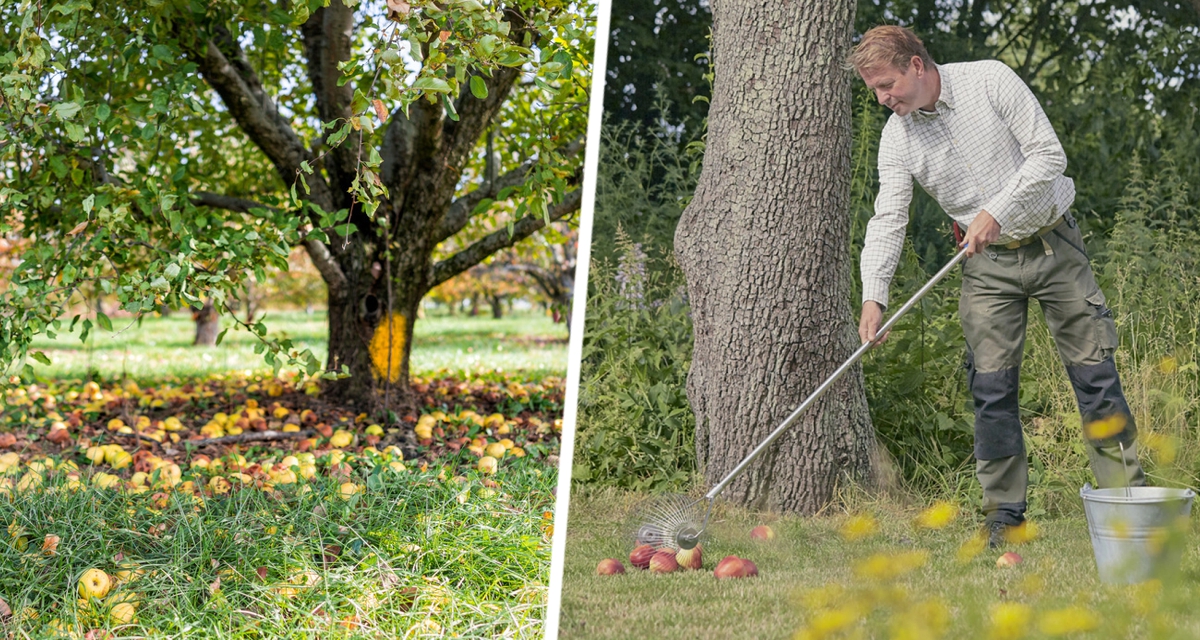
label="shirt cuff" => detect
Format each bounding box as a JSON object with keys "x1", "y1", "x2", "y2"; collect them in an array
[{"x1": 983, "y1": 186, "x2": 1022, "y2": 233}]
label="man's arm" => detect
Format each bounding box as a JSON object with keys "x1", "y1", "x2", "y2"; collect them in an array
[
  {"x1": 980, "y1": 61, "x2": 1068, "y2": 233},
  {"x1": 860, "y1": 121, "x2": 912, "y2": 344}
]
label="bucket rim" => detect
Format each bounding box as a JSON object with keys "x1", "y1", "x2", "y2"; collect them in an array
[{"x1": 1079, "y1": 483, "x2": 1196, "y2": 503}]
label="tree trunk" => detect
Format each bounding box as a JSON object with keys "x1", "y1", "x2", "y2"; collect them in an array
[
  {"x1": 489, "y1": 294, "x2": 504, "y2": 319},
  {"x1": 469, "y1": 293, "x2": 480, "y2": 317},
  {"x1": 192, "y1": 298, "x2": 220, "y2": 346},
  {"x1": 674, "y1": 0, "x2": 874, "y2": 514}
]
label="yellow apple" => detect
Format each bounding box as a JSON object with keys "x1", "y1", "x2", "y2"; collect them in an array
[{"x1": 78, "y1": 568, "x2": 112, "y2": 599}]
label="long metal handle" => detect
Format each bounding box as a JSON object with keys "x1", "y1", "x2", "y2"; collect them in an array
[{"x1": 705, "y1": 247, "x2": 970, "y2": 500}]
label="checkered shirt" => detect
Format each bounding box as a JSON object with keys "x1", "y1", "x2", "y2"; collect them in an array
[{"x1": 860, "y1": 59, "x2": 1076, "y2": 308}]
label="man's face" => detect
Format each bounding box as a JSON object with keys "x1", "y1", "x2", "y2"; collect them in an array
[{"x1": 859, "y1": 58, "x2": 928, "y2": 116}]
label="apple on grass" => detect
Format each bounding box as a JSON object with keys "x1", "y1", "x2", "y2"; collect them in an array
[
  {"x1": 749, "y1": 525, "x2": 775, "y2": 541},
  {"x1": 649, "y1": 550, "x2": 679, "y2": 573},
  {"x1": 714, "y1": 556, "x2": 748, "y2": 579},
  {"x1": 78, "y1": 568, "x2": 113, "y2": 599},
  {"x1": 675, "y1": 545, "x2": 703, "y2": 571},
  {"x1": 630, "y1": 544, "x2": 655, "y2": 570},
  {"x1": 996, "y1": 552, "x2": 1023, "y2": 567},
  {"x1": 596, "y1": 559, "x2": 626, "y2": 575}
]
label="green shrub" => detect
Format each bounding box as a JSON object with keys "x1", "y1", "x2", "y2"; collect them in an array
[{"x1": 572, "y1": 235, "x2": 696, "y2": 491}]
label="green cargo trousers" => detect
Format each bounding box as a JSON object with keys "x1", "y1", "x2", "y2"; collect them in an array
[{"x1": 959, "y1": 212, "x2": 1144, "y2": 526}]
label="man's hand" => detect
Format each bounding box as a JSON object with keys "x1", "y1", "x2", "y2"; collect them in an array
[
  {"x1": 961, "y1": 210, "x2": 1001, "y2": 257},
  {"x1": 859, "y1": 301, "x2": 888, "y2": 346}
]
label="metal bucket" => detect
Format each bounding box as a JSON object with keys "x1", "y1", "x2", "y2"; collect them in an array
[{"x1": 1080, "y1": 483, "x2": 1195, "y2": 584}]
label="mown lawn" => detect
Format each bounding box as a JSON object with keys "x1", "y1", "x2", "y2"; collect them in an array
[
  {"x1": 559, "y1": 488, "x2": 1200, "y2": 640},
  {"x1": 1, "y1": 310, "x2": 567, "y2": 638},
  {"x1": 26, "y1": 310, "x2": 569, "y2": 381}
]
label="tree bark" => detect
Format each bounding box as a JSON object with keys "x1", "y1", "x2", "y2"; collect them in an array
[
  {"x1": 192, "y1": 298, "x2": 220, "y2": 347},
  {"x1": 674, "y1": 0, "x2": 875, "y2": 513},
  {"x1": 489, "y1": 294, "x2": 504, "y2": 319}
]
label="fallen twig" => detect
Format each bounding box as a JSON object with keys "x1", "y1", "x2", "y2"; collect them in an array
[{"x1": 190, "y1": 429, "x2": 315, "y2": 447}]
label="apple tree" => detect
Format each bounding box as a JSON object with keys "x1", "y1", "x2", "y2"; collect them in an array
[{"x1": 0, "y1": 0, "x2": 591, "y2": 410}]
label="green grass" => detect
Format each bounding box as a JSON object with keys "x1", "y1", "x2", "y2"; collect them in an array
[
  {"x1": 559, "y1": 488, "x2": 1200, "y2": 639},
  {"x1": 1, "y1": 457, "x2": 555, "y2": 638},
  {"x1": 25, "y1": 310, "x2": 569, "y2": 381}
]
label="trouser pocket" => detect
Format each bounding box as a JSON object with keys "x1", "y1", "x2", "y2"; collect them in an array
[{"x1": 1085, "y1": 290, "x2": 1119, "y2": 359}]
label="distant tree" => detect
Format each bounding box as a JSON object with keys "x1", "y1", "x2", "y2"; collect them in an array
[{"x1": 604, "y1": 0, "x2": 711, "y2": 128}]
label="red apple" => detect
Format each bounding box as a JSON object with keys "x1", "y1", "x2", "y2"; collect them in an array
[
  {"x1": 675, "y1": 545, "x2": 703, "y2": 571},
  {"x1": 649, "y1": 550, "x2": 679, "y2": 573},
  {"x1": 741, "y1": 558, "x2": 759, "y2": 577},
  {"x1": 996, "y1": 552, "x2": 1023, "y2": 568},
  {"x1": 749, "y1": 525, "x2": 775, "y2": 541},
  {"x1": 714, "y1": 556, "x2": 747, "y2": 579},
  {"x1": 630, "y1": 544, "x2": 655, "y2": 570},
  {"x1": 596, "y1": 559, "x2": 626, "y2": 575}
]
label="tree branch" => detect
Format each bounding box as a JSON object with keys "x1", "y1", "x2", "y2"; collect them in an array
[
  {"x1": 301, "y1": 1, "x2": 358, "y2": 191},
  {"x1": 304, "y1": 237, "x2": 350, "y2": 297},
  {"x1": 437, "y1": 137, "x2": 585, "y2": 242},
  {"x1": 193, "y1": 193, "x2": 348, "y2": 294},
  {"x1": 187, "y1": 22, "x2": 334, "y2": 211},
  {"x1": 428, "y1": 189, "x2": 581, "y2": 288}
]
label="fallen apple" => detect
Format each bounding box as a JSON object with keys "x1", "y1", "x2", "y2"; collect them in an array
[
  {"x1": 996, "y1": 551, "x2": 1023, "y2": 568},
  {"x1": 749, "y1": 525, "x2": 775, "y2": 541},
  {"x1": 675, "y1": 545, "x2": 703, "y2": 570},
  {"x1": 629, "y1": 544, "x2": 655, "y2": 570},
  {"x1": 78, "y1": 568, "x2": 112, "y2": 599},
  {"x1": 742, "y1": 558, "x2": 759, "y2": 577},
  {"x1": 649, "y1": 550, "x2": 679, "y2": 573},
  {"x1": 596, "y1": 559, "x2": 626, "y2": 575},
  {"x1": 714, "y1": 555, "x2": 747, "y2": 579}
]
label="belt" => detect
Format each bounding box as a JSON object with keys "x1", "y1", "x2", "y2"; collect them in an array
[{"x1": 1000, "y1": 216, "x2": 1066, "y2": 250}]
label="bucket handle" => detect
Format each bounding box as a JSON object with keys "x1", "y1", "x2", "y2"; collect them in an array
[{"x1": 1080, "y1": 483, "x2": 1199, "y2": 500}]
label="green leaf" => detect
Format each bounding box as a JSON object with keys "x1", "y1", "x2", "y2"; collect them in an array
[
  {"x1": 479, "y1": 34, "x2": 499, "y2": 56},
  {"x1": 96, "y1": 312, "x2": 113, "y2": 332},
  {"x1": 164, "y1": 263, "x2": 180, "y2": 279},
  {"x1": 30, "y1": 351, "x2": 51, "y2": 366},
  {"x1": 151, "y1": 44, "x2": 173, "y2": 62},
  {"x1": 54, "y1": 101, "x2": 82, "y2": 120},
  {"x1": 470, "y1": 76, "x2": 488, "y2": 99},
  {"x1": 472, "y1": 198, "x2": 495, "y2": 214},
  {"x1": 412, "y1": 76, "x2": 453, "y2": 93},
  {"x1": 215, "y1": 328, "x2": 229, "y2": 346}
]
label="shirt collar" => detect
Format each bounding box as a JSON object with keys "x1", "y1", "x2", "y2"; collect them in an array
[{"x1": 912, "y1": 64, "x2": 954, "y2": 119}]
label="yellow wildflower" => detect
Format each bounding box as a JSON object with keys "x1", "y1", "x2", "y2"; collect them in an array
[
  {"x1": 853, "y1": 550, "x2": 929, "y2": 582},
  {"x1": 956, "y1": 531, "x2": 988, "y2": 564},
  {"x1": 890, "y1": 599, "x2": 950, "y2": 640},
  {"x1": 1004, "y1": 521, "x2": 1039, "y2": 545},
  {"x1": 988, "y1": 602, "x2": 1032, "y2": 640},
  {"x1": 797, "y1": 584, "x2": 847, "y2": 612},
  {"x1": 1037, "y1": 607, "x2": 1098, "y2": 636},
  {"x1": 914, "y1": 501, "x2": 958, "y2": 529},
  {"x1": 839, "y1": 514, "x2": 879, "y2": 542},
  {"x1": 1083, "y1": 414, "x2": 1127, "y2": 440},
  {"x1": 1158, "y1": 356, "x2": 1177, "y2": 373}
]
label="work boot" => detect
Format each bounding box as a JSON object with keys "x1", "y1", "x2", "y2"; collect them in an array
[{"x1": 987, "y1": 521, "x2": 1009, "y2": 549}]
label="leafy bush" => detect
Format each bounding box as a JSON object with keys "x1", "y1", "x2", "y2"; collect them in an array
[{"x1": 572, "y1": 236, "x2": 696, "y2": 491}]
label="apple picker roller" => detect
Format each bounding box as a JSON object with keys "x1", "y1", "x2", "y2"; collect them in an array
[{"x1": 634, "y1": 247, "x2": 971, "y2": 551}]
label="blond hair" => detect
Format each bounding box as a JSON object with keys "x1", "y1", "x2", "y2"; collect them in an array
[{"x1": 847, "y1": 26, "x2": 935, "y2": 73}]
